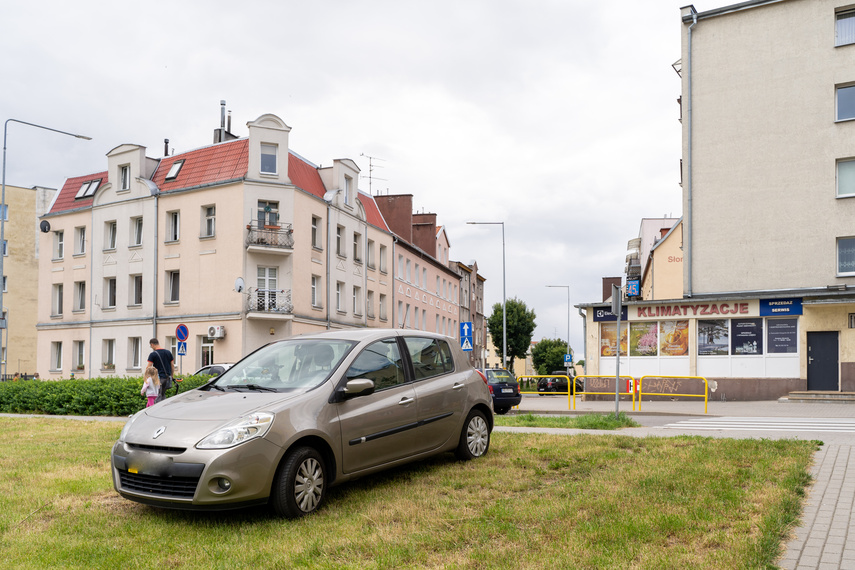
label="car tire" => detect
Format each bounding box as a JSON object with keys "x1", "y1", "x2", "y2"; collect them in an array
[
  {"x1": 494, "y1": 406, "x2": 509, "y2": 415},
  {"x1": 455, "y1": 409, "x2": 490, "y2": 460},
  {"x1": 271, "y1": 446, "x2": 326, "y2": 518}
]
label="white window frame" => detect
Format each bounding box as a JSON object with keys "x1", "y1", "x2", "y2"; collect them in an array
[
  {"x1": 129, "y1": 337, "x2": 142, "y2": 369},
  {"x1": 311, "y1": 275, "x2": 321, "y2": 307},
  {"x1": 104, "y1": 221, "x2": 117, "y2": 251},
  {"x1": 105, "y1": 278, "x2": 117, "y2": 309},
  {"x1": 202, "y1": 205, "x2": 216, "y2": 238},
  {"x1": 379, "y1": 245, "x2": 387, "y2": 273},
  {"x1": 838, "y1": 159, "x2": 855, "y2": 198},
  {"x1": 260, "y1": 143, "x2": 278, "y2": 175},
  {"x1": 74, "y1": 340, "x2": 85, "y2": 369},
  {"x1": 120, "y1": 165, "x2": 130, "y2": 191},
  {"x1": 367, "y1": 290, "x2": 375, "y2": 318},
  {"x1": 103, "y1": 339, "x2": 115, "y2": 369},
  {"x1": 167, "y1": 270, "x2": 180, "y2": 303},
  {"x1": 131, "y1": 216, "x2": 143, "y2": 246},
  {"x1": 74, "y1": 281, "x2": 85, "y2": 312},
  {"x1": 74, "y1": 226, "x2": 86, "y2": 255},
  {"x1": 257, "y1": 200, "x2": 279, "y2": 227},
  {"x1": 838, "y1": 236, "x2": 855, "y2": 275},
  {"x1": 54, "y1": 230, "x2": 64, "y2": 260},
  {"x1": 51, "y1": 341, "x2": 62, "y2": 371},
  {"x1": 167, "y1": 211, "x2": 180, "y2": 242},
  {"x1": 131, "y1": 274, "x2": 143, "y2": 306},
  {"x1": 165, "y1": 159, "x2": 184, "y2": 181},
  {"x1": 367, "y1": 239, "x2": 375, "y2": 269},
  {"x1": 52, "y1": 283, "x2": 63, "y2": 316},
  {"x1": 379, "y1": 293, "x2": 387, "y2": 320},
  {"x1": 336, "y1": 281, "x2": 344, "y2": 312},
  {"x1": 336, "y1": 225, "x2": 345, "y2": 257},
  {"x1": 353, "y1": 285, "x2": 362, "y2": 316},
  {"x1": 837, "y1": 84, "x2": 855, "y2": 121},
  {"x1": 311, "y1": 216, "x2": 321, "y2": 248},
  {"x1": 353, "y1": 232, "x2": 362, "y2": 263},
  {"x1": 837, "y1": 9, "x2": 855, "y2": 47}
]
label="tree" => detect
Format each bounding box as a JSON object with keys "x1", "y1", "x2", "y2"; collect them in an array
[
  {"x1": 486, "y1": 297, "x2": 536, "y2": 375},
  {"x1": 531, "y1": 338, "x2": 573, "y2": 375}
]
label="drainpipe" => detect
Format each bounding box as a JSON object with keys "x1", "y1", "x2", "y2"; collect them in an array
[
  {"x1": 686, "y1": 11, "x2": 698, "y2": 297},
  {"x1": 153, "y1": 192, "x2": 159, "y2": 339}
]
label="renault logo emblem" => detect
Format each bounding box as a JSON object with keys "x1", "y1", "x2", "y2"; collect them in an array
[{"x1": 153, "y1": 426, "x2": 166, "y2": 439}]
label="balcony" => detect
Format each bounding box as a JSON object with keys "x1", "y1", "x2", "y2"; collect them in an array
[
  {"x1": 246, "y1": 288, "x2": 293, "y2": 319},
  {"x1": 246, "y1": 222, "x2": 294, "y2": 255}
]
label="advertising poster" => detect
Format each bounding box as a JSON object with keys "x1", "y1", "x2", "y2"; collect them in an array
[
  {"x1": 600, "y1": 322, "x2": 627, "y2": 357},
  {"x1": 698, "y1": 319, "x2": 729, "y2": 355},
  {"x1": 767, "y1": 318, "x2": 798, "y2": 353},
  {"x1": 630, "y1": 322, "x2": 658, "y2": 356},
  {"x1": 660, "y1": 320, "x2": 689, "y2": 356},
  {"x1": 731, "y1": 318, "x2": 763, "y2": 355}
]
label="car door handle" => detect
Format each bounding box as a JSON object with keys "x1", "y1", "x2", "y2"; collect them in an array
[
  {"x1": 452, "y1": 383, "x2": 465, "y2": 390},
  {"x1": 398, "y1": 397, "x2": 414, "y2": 405}
]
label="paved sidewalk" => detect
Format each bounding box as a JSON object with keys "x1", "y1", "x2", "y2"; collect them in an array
[{"x1": 504, "y1": 395, "x2": 855, "y2": 570}]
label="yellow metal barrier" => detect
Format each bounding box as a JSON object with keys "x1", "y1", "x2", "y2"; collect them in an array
[
  {"x1": 574, "y1": 375, "x2": 637, "y2": 411},
  {"x1": 637, "y1": 375, "x2": 709, "y2": 414},
  {"x1": 516, "y1": 375, "x2": 578, "y2": 410}
]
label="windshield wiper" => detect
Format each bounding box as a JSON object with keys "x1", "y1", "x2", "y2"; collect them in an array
[{"x1": 227, "y1": 383, "x2": 278, "y2": 392}]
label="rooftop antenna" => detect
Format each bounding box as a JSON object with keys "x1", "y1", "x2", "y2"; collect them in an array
[{"x1": 360, "y1": 153, "x2": 388, "y2": 195}]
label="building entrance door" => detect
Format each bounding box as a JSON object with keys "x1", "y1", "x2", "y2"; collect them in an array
[{"x1": 807, "y1": 331, "x2": 839, "y2": 391}]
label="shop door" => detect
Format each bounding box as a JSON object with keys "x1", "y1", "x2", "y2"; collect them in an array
[{"x1": 807, "y1": 331, "x2": 839, "y2": 391}]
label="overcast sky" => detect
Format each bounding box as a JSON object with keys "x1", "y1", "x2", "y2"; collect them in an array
[{"x1": 1, "y1": 0, "x2": 716, "y2": 359}]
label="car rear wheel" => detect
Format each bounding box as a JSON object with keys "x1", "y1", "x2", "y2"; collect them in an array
[
  {"x1": 271, "y1": 446, "x2": 326, "y2": 518},
  {"x1": 455, "y1": 409, "x2": 490, "y2": 460}
]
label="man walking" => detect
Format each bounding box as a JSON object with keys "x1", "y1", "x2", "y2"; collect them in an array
[{"x1": 147, "y1": 338, "x2": 174, "y2": 403}]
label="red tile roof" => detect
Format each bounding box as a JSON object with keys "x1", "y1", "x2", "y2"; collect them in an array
[
  {"x1": 358, "y1": 191, "x2": 390, "y2": 232},
  {"x1": 288, "y1": 151, "x2": 326, "y2": 199},
  {"x1": 48, "y1": 171, "x2": 107, "y2": 214}
]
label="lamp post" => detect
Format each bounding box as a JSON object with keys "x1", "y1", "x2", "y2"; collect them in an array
[
  {"x1": 546, "y1": 284, "x2": 571, "y2": 369},
  {"x1": 466, "y1": 221, "x2": 506, "y2": 370},
  {"x1": 2, "y1": 119, "x2": 90, "y2": 378}
]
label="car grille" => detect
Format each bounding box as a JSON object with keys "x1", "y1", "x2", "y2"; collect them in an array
[
  {"x1": 128, "y1": 443, "x2": 186, "y2": 454},
  {"x1": 119, "y1": 471, "x2": 199, "y2": 499}
]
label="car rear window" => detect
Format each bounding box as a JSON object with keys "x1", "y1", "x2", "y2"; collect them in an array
[{"x1": 486, "y1": 370, "x2": 514, "y2": 383}]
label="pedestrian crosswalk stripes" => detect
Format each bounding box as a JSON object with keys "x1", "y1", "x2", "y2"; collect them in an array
[{"x1": 661, "y1": 417, "x2": 855, "y2": 433}]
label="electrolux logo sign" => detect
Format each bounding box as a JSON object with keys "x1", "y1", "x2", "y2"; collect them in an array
[{"x1": 759, "y1": 298, "x2": 802, "y2": 316}]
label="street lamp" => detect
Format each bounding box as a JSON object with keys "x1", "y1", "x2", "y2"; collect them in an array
[
  {"x1": 466, "y1": 221, "x2": 506, "y2": 370},
  {"x1": 546, "y1": 285, "x2": 571, "y2": 369},
  {"x1": 2, "y1": 119, "x2": 91, "y2": 378}
]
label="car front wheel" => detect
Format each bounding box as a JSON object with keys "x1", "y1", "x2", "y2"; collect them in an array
[
  {"x1": 271, "y1": 446, "x2": 326, "y2": 518},
  {"x1": 455, "y1": 409, "x2": 490, "y2": 460}
]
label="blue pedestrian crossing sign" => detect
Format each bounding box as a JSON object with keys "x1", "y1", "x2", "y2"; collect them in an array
[
  {"x1": 177, "y1": 341, "x2": 187, "y2": 356},
  {"x1": 460, "y1": 321, "x2": 474, "y2": 352}
]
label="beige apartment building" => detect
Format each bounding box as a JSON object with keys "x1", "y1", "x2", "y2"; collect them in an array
[
  {"x1": 2, "y1": 184, "x2": 56, "y2": 377},
  {"x1": 36, "y1": 112, "x2": 396, "y2": 378},
  {"x1": 580, "y1": 0, "x2": 855, "y2": 399}
]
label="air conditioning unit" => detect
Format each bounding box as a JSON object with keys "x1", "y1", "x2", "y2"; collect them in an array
[{"x1": 208, "y1": 325, "x2": 226, "y2": 339}]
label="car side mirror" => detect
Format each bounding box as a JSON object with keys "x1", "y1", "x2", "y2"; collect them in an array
[{"x1": 342, "y1": 378, "x2": 375, "y2": 398}]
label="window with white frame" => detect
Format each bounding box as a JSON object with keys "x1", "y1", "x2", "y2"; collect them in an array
[
  {"x1": 74, "y1": 340, "x2": 85, "y2": 369},
  {"x1": 167, "y1": 271, "x2": 180, "y2": 303},
  {"x1": 165, "y1": 159, "x2": 184, "y2": 181},
  {"x1": 379, "y1": 293, "x2": 387, "y2": 320},
  {"x1": 257, "y1": 200, "x2": 278, "y2": 227},
  {"x1": 353, "y1": 286, "x2": 362, "y2": 316},
  {"x1": 379, "y1": 245, "x2": 387, "y2": 273},
  {"x1": 838, "y1": 159, "x2": 855, "y2": 197},
  {"x1": 344, "y1": 175, "x2": 352, "y2": 204},
  {"x1": 367, "y1": 290, "x2": 375, "y2": 318},
  {"x1": 367, "y1": 239, "x2": 375, "y2": 269},
  {"x1": 260, "y1": 143, "x2": 277, "y2": 174},
  {"x1": 201, "y1": 337, "x2": 214, "y2": 367},
  {"x1": 838, "y1": 237, "x2": 855, "y2": 275},
  {"x1": 74, "y1": 281, "x2": 85, "y2": 311},
  {"x1": 53, "y1": 230, "x2": 64, "y2": 259},
  {"x1": 311, "y1": 275, "x2": 321, "y2": 307},
  {"x1": 336, "y1": 281, "x2": 344, "y2": 312},
  {"x1": 311, "y1": 216, "x2": 321, "y2": 248},
  {"x1": 74, "y1": 226, "x2": 86, "y2": 255},
  {"x1": 414, "y1": 263, "x2": 420, "y2": 288},
  {"x1": 837, "y1": 85, "x2": 855, "y2": 121},
  {"x1": 131, "y1": 274, "x2": 143, "y2": 306},
  {"x1": 51, "y1": 341, "x2": 62, "y2": 371},
  {"x1": 353, "y1": 232, "x2": 362, "y2": 263},
  {"x1": 120, "y1": 165, "x2": 131, "y2": 191},
  {"x1": 837, "y1": 10, "x2": 855, "y2": 47},
  {"x1": 130, "y1": 216, "x2": 143, "y2": 246},
  {"x1": 406, "y1": 259, "x2": 412, "y2": 283},
  {"x1": 103, "y1": 339, "x2": 115, "y2": 368},
  {"x1": 52, "y1": 283, "x2": 63, "y2": 316},
  {"x1": 202, "y1": 205, "x2": 216, "y2": 237},
  {"x1": 167, "y1": 211, "x2": 180, "y2": 242},
  {"x1": 129, "y1": 337, "x2": 142, "y2": 369},
  {"x1": 336, "y1": 226, "x2": 345, "y2": 257},
  {"x1": 105, "y1": 278, "x2": 117, "y2": 308},
  {"x1": 104, "y1": 221, "x2": 117, "y2": 250}
]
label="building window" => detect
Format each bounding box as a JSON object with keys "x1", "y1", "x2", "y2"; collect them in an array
[
  {"x1": 75, "y1": 179, "x2": 100, "y2": 199},
  {"x1": 104, "y1": 221, "x2": 117, "y2": 250},
  {"x1": 52, "y1": 283, "x2": 63, "y2": 316},
  {"x1": 2, "y1": 276, "x2": 5, "y2": 293},
  {"x1": 202, "y1": 205, "x2": 216, "y2": 237},
  {"x1": 74, "y1": 340, "x2": 85, "y2": 369},
  {"x1": 167, "y1": 271, "x2": 180, "y2": 303},
  {"x1": 129, "y1": 337, "x2": 142, "y2": 369},
  {"x1": 353, "y1": 286, "x2": 362, "y2": 316},
  {"x1": 353, "y1": 232, "x2": 362, "y2": 263},
  {"x1": 2, "y1": 240, "x2": 6, "y2": 256},
  {"x1": 74, "y1": 281, "x2": 85, "y2": 311},
  {"x1": 53, "y1": 230, "x2": 64, "y2": 259},
  {"x1": 336, "y1": 281, "x2": 344, "y2": 312},
  {"x1": 311, "y1": 216, "x2": 321, "y2": 248},
  {"x1": 367, "y1": 239, "x2": 375, "y2": 269},
  {"x1": 167, "y1": 211, "x2": 180, "y2": 242},
  {"x1": 367, "y1": 290, "x2": 375, "y2": 318},
  {"x1": 105, "y1": 278, "x2": 117, "y2": 308},
  {"x1": 260, "y1": 143, "x2": 277, "y2": 174},
  {"x1": 131, "y1": 274, "x2": 143, "y2": 306},
  {"x1": 311, "y1": 275, "x2": 321, "y2": 307},
  {"x1": 838, "y1": 237, "x2": 855, "y2": 275},
  {"x1": 74, "y1": 226, "x2": 86, "y2": 255},
  {"x1": 344, "y1": 175, "x2": 352, "y2": 204},
  {"x1": 131, "y1": 216, "x2": 143, "y2": 246},
  {"x1": 838, "y1": 159, "x2": 855, "y2": 197},
  {"x1": 120, "y1": 165, "x2": 131, "y2": 191},
  {"x1": 103, "y1": 339, "x2": 115, "y2": 369},
  {"x1": 165, "y1": 159, "x2": 184, "y2": 181},
  {"x1": 837, "y1": 85, "x2": 855, "y2": 121},
  {"x1": 837, "y1": 10, "x2": 855, "y2": 47},
  {"x1": 51, "y1": 341, "x2": 63, "y2": 371},
  {"x1": 257, "y1": 200, "x2": 278, "y2": 227},
  {"x1": 0, "y1": 204, "x2": 7, "y2": 220},
  {"x1": 379, "y1": 293, "x2": 387, "y2": 320},
  {"x1": 406, "y1": 259, "x2": 412, "y2": 283},
  {"x1": 379, "y1": 245, "x2": 387, "y2": 273},
  {"x1": 336, "y1": 226, "x2": 345, "y2": 257},
  {"x1": 201, "y1": 337, "x2": 214, "y2": 367}
]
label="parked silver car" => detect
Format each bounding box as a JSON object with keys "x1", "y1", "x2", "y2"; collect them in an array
[{"x1": 111, "y1": 329, "x2": 493, "y2": 518}]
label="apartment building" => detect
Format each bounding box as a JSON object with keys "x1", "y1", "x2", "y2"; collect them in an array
[
  {"x1": 580, "y1": 0, "x2": 855, "y2": 399},
  {"x1": 36, "y1": 112, "x2": 395, "y2": 377}
]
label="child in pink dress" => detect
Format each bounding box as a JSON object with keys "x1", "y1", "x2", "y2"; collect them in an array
[{"x1": 141, "y1": 366, "x2": 161, "y2": 408}]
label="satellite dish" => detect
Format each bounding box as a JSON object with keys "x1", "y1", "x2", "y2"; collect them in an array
[
  {"x1": 234, "y1": 277, "x2": 245, "y2": 293},
  {"x1": 40, "y1": 220, "x2": 51, "y2": 233}
]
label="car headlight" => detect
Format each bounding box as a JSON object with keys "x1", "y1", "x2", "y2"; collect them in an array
[
  {"x1": 196, "y1": 412, "x2": 274, "y2": 449},
  {"x1": 118, "y1": 411, "x2": 142, "y2": 443}
]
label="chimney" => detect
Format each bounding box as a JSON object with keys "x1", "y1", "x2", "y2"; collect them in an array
[
  {"x1": 164, "y1": 139, "x2": 169, "y2": 157},
  {"x1": 227, "y1": 110, "x2": 232, "y2": 133}
]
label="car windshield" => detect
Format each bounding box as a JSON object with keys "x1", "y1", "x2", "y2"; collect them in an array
[
  {"x1": 211, "y1": 339, "x2": 356, "y2": 392},
  {"x1": 486, "y1": 369, "x2": 514, "y2": 383}
]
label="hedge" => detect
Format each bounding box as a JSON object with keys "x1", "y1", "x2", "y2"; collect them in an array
[{"x1": 0, "y1": 375, "x2": 212, "y2": 417}]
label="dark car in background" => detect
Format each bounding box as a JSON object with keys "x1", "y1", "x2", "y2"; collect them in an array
[
  {"x1": 537, "y1": 371, "x2": 583, "y2": 395},
  {"x1": 478, "y1": 368, "x2": 521, "y2": 415}
]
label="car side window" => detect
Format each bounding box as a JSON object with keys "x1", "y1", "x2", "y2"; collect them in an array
[
  {"x1": 404, "y1": 337, "x2": 455, "y2": 380},
  {"x1": 345, "y1": 338, "x2": 405, "y2": 390}
]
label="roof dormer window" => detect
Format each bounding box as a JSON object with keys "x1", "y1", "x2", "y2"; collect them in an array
[
  {"x1": 75, "y1": 178, "x2": 101, "y2": 199},
  {"x1": 165, "y1": 159, "x2": 184, "y2": 181},
  {"x1": 260, "y1": 143, "x2": 277, "y2": 175}
]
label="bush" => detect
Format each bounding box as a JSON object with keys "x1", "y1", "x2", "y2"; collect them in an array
[{"x1": 0, "y1": 375, "x2": 213, "y2": 417}]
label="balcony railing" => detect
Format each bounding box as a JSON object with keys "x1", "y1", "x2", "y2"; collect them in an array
[
  {"x1": 247, "y1": 288, "x2": 293, "y2": 314},
  {"x1": 246, "y1": 222, "x2": 294, "y2": 249}
]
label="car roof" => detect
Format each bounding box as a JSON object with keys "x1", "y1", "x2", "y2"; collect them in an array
[{"x1": 290, "y1": 328, "x2": 452, "y2": 343}]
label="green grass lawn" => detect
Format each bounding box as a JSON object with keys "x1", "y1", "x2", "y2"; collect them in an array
[
  {"x1": 0, "y1": 417, "x2": 816, "y2": 569},
  {"x1": 494, "y1": 412, "x2": 641, "y2": 430}
]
